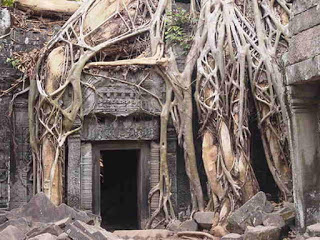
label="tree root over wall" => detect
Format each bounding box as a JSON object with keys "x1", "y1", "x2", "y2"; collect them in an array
[{"x1": 26, "y1": 0, "x2": 292, "y2": 233}]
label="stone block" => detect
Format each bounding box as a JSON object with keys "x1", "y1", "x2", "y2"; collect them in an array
[
  {"x1": 288, "y1": 25, "x2": 320, "y2": 65},
  {"x1": 0, "y1": 225, "x2": 25, "y2": 240},
  {"x1": 194, "y1": 211, "x2": 215, "y2": 229},
  {"x1": 262, "y1": 214, "x2": 285, "y2": 228},
  {"x1": 221, "y1": 233, "x2": 243, "y2": 240},
  {"x1": 65, "y1": 223, "x2": 92, "y2": 240},
  {"x1": 27, "y1": 224, "x2": 63, "y2": 238},
  {"x1": 29, "y1": 233, "x2": 58, "y2": 240},
  {"x1": 307, "y1": 238, "x2": 320, "y2": 240},
  {"x1": 67, "y1": 220, "x2": 118, "y2": 240},
  {"x1": 0, "y1": 217, "x2": 31, "y2": 234},
  {"x1": 293, "y1": 0, "x2": 318, "y2": 15},
  {"x1": 244, "y1": 225, "x2": 281, "y2": 240},
  {"x1": 179, "y1": 219, "x2": 198, "y2": 231},
  {"x1": 226, "y1": 192, "x2": 273, "y2": 234},
  {"x1": 114, "y1": 229, "x2": 173, "y2": 240},
  {"x1": 290, "y1": 6, "x2": 320, "y2": 36},
  {"x1": 286, "y1": 54, "x2": 320, "y2": 84},
  {"x1": 166, "y1": 219, "x2": 181, "y2": 232},
  {"x1": 57, "y1": 232, "x2": 71, "y2": 240},
  {"x1": 54, "y1": 217, "x2": 72, "y2": 228},
  {"x1": 307, "y1": 223, "x2": 320, "y2": 237}
]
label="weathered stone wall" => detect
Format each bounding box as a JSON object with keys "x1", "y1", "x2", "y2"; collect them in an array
[
  {"x1": 0, "y1": 8, "x2": 56, "y2": 209},
  {"x1": 286, "y1": 1, "x2": 320, "y2": 231}
]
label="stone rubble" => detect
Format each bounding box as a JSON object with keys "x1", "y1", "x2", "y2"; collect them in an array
[{"x1": 0, "y1": 193, "x2": 120, "y2": 240}]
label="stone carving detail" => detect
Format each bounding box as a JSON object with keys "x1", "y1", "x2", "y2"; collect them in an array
[
  {"x1": 10, "y1": 99, "x2": 32, "y2": 209},
  {"x1": 82, "y1": 116, "x2": 159, "y2": 141},
  {"x1": 82, "y1": 70, "x2": 164, "y2": 117},
  {"x1": 67, "y1": 134, "x2": 81, "y2": 209},
  {"x1": 80, "y1": 143, "x2": 93, "y2": 211}
]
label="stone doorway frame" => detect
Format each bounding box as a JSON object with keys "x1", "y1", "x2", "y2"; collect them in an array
[{"x1": 92, "y1": 141, "x2": 150, "y2": 229}]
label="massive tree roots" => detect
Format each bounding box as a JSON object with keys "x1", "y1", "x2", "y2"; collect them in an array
[{"x1": 27, "y1": 0, "x2": 292, "y2": 232}]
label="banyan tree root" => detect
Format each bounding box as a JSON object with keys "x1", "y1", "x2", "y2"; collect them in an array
[
  {"x1": 15, "y1": 0, "x2": 80, "y2": 17},
  {"x1": 195, "y1": 0, "x2": 292, "y2": 232},
  {"x1": 28, "y1": 0, "x2": 179, "y2": 224},
  {"x1": 27, "y1": 0, "x2": 292, "y2": 231}
]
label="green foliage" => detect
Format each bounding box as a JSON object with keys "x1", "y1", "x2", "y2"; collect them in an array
[
  {"x1": 6, "y1": 57, "x2": 20, "y2": 69},
  {"x1": 165, "y1": 8, "x2": 197, "y2": 53},
  {"x1": 1, "y1": 0, "x2": 15, "y2": 7}
]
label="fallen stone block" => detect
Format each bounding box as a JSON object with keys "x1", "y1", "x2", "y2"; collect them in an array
[
  {"x1": 307, "y1": 223, "x2": 320, "y2": 237},
  {"x1": 66, "y1": 220, "x2": 119, "y2": 240},
  {"x1": 29, "y1": 233, "x2": 58, "y2": 240},
  {"x1": 27, "y1": 223, "x2": 63, "y2": 238},
  {"x1": 227, "y1": 192, "x2": 274, "y2": 234},
  {"x1": 65, "y1": 223, "x2": 92, "y2": 240},
  {"x1": 114, "y1": 229, "x2": 173, "y2": 240},
  {"x1": 6, "y1": 193, "x2": 93, "y2": 224},
  {"x1": 166, "y1": 219, "x2": 181, "y2": 232},
  {"x1": 221, "y1": 233, "x2": 243, "y2": 240},
  {"x1": 0, "y1": 217, "x2": 31, "y2": 234},
  {"x1": 57, "y1": 232, "x2": 71, "y2": 240},
  {"x1": 262, "y1": 214, "x2": 285, "y2": 228},
  {"x1": 194, "y1": 212, "x2": 215, "y2": 229},
  {"x1": 244, "y1": 225, "x2": 281, "y2": 240},
  {"x1": 179, "y1": 219, "x2": 198, "y2": 231},
  {"x1": 0, "y1": 225, "x2": 25, "y2": 240},
  {"x1": 54, "y1": 217, "x2": 72, "y2": 228}
]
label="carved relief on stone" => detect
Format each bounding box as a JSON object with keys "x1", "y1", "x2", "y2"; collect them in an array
[
  {"x1": 81, "y1": 116, "x2": 160, "y2": 141},
  {"x1": 82, "y1": 69, "x2": 164, "y2": 117}
]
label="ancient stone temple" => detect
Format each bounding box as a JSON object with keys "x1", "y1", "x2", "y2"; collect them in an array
[
  {"x1": 286, "y1": 0, "x2": 320, "y2": 230},
  {"x1": 1, "y1": 0, "x2": 320, "y2": 236}
]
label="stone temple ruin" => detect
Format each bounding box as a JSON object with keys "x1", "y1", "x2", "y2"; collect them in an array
[{"x1": 1, "y1": 0, "x2": 320, "y2": 239}]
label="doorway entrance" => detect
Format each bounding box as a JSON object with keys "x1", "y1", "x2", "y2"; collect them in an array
[
  {"x1": 100, "y1": 150, "x2": 139, "y2": 230},
  {"x1": 92, "y1": 141, "x2": 149, "y2": 230}
]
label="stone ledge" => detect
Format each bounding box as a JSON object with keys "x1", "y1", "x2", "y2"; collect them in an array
[
  {"x1": 286, "y1": 54, "x2": 320, "y2": 85},
  {"x1": 290, "y1": 6, "x2": 320, "y2": 36},
  {"x1": 288, "y1": 24, "x2": 320, "y2": 65},
  {"x1": 293, "y1": 0, "x2": 318, "y2": 15}
]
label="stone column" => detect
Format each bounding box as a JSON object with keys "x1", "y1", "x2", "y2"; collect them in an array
[
  {"x1": 80, "y1": 143, "x2": 93, "y2": 211},
  {"x1": 67, "y1": 134, "x2": 81, "y2": 209},
  {"x1": 287, "y1": 85, "x2": 320, "y2": 230}
]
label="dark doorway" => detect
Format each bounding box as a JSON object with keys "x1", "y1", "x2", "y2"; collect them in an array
[
  {"x1": 250, "y1": 117, "x2": 280, "y2": 202},
  {"x1": 100, "y1": 150, "x2": 139, "y2": 230}
]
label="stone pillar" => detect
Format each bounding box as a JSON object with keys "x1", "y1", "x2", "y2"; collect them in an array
[
  {"x1": 80, "y1": 143, "x2": 93, "y2": 211},
  {"x1": 67, "y1": 134, "x2": 81, "y2": 209},
  {"x1": 287, "y1": 85, "x2": 320, "y2": 230}
]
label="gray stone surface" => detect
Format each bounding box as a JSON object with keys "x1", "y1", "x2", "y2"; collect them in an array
[
  {"x1": 29, "y1": 233, "x2": 58, "y2": 240},
  {"x1": 288, "y1": 24, "x2": 320, "y2": 65},
  {"x1": 6, "y1": 193, "x2": 92, "y2": 224},
  {"x1": 221, "y1": 233, "x2": 243, "y2": 240},
  {"x1": 293, "y1": 0, "x2": 318, "y2": 15},
  {"x1": 286, "y1": 54, "x2": 320, "y2": 84},
  {"x1": 307, "y1": 238, "x2": 320, "y2": 240},
  {"x1": 243, "y1": 225, "x2": 281, "y2": 240},
  {"x1": 194, "y1": 211, "x2": 215, "y2": 229},
  {"x1": 57, "y1": 232, "x2": 71, "y2": 240},
  {"x1": 0, "y1": 225, "x2": 25, "y2": 240},
  {"x1": 290, "y1": 6, "x2": 320, "y2": 36},
  {"x1": 166, "y1": 219, "x2": 181, "y2": 232},
  {"x1": 0, "y1": 9, "x2": 11, "y2": 36},
  {"x1": 307, "y1": 223, "x2": 320, "y2": 237},
  {"x1": 0, "y1": 217, "x2": 31, "y2": 234},
  {"x1": 262, "y1": 214, "x2": 285, "y2": 228},
  {"x1": 114, "y1": 229, "x2": 173, "y2": 240},
  {"x1": 27, "y1": 224, "x2": 63, "y2": 238},
  {"x1": 226, "y1": 192, "x2": 273, "y2": 234},
  {"x1": 66, "y1": 220, "x2": 118, "y2": 240},
  {"x1": 179, "y1": 219, "x2": 198, "y2": 231}
]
